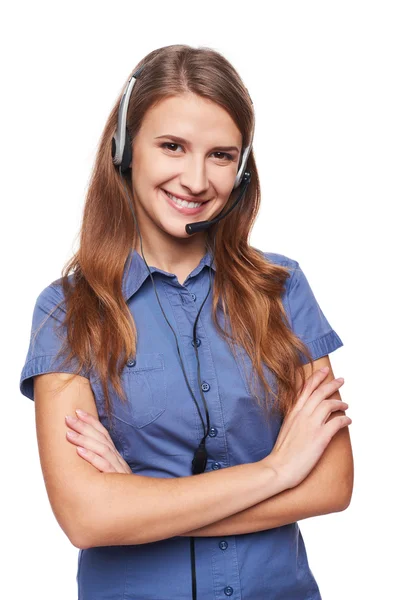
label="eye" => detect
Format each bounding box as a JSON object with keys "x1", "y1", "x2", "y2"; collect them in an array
[
  {"x1": 161, "y1": 142, "x2": 183, "y2": 153},
  {"x1": 212, "y1": 151, "x2": 234, "y2": 162},
  {"x1": 160, "y1": 142, "x2": 234, "y2": 162}
]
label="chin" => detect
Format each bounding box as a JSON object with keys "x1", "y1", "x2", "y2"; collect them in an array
[{"x1": 159, "y1": 220, "x2": 195, "y2": 239}]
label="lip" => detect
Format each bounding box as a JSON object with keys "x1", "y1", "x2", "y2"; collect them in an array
[
  {"x1": 162, "y1": 189, "x2": 211, "y2": 203},
  {"x1": 161, "y1": 188, "x2": 211, "y2": 216}
]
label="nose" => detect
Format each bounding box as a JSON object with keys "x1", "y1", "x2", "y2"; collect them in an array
[{"x1": 179, "y1": 155, "x2": 209, "y2": 195}]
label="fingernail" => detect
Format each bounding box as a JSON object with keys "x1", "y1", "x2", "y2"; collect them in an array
[
  {"x1": 76, "y1": 409, "x2": 87, "y2": 417},
  {"x1": 65, "y1": 415, "x2": 77, "y2": 423}
]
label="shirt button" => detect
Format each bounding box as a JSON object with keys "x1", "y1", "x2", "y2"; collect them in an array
[
  {"x1": 190, "y1": 292, "x2": 196, "y2": 301},
  {"x1": 191, "y1": 338, "x2": 201, "y2": 347},
  {"x1": 201, "y1": 382, "x2": 210, "y2": 392},
  {"x1": 211, "y1": 462, "x2": 221, "y2": 470},
  {"x1": 219, "y1": 541, "x2": 228, "y2": 550},
  {"x1": 208, "y1": 428, "x2": 218, "y2": 437},
  {"x1": 224, "y1": 587, "x2": 233, "y2": 596},
  {"x1": 126, "y1": 358, "x2": 136, "y2": 367}
]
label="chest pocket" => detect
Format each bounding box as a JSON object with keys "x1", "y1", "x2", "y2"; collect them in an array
[{"x1": 109, "y1": 353, "x2": 167, "y2": 429}]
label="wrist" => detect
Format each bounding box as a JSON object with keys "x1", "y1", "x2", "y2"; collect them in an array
[{"x1": 259, "y1": 455, "x2": 292, "y2": 493}]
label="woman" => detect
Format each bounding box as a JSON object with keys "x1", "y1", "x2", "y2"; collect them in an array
[{"x1": 20, "y1": 44, "x2": 353, "y2": 599}]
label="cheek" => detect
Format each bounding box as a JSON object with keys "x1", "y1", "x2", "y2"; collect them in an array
[
  {"x1": 216, "y1": 171, "x2": 238, "y2": 195},
  {"x1": 132, "y1": 151, "x2": 165, "y2": 184},
  {"x1": 219, "y1": 184, "x2": 236, "y2": 203}
]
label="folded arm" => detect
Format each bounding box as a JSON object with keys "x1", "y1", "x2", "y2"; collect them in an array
[
  {"x1": 34, "y1": 372, "x2": 287, "y2": 549},
  {"x1": 180, "y1": 355, "x2": 354, "y2": 537}
]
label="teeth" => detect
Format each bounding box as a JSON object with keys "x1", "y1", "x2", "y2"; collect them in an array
[{"x1": 165, "y1": 190, "x2": 202, "y2": 209}]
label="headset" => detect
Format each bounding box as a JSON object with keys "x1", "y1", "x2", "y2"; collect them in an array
[
  {"x1": 112, "y1": 66, "x2": 254, "y2": 234},
  {"x1": 111, "y1": 63, "x2": 254, "y2": 600}
]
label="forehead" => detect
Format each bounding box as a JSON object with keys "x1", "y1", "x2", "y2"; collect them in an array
[{"x1": 140, "y1": 93, "x2": 242, "y2": 146}]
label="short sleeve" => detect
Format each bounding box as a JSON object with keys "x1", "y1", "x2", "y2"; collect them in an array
[
  {"x1": 19, "y1": 282, "x2": 90, "y2": 401},
  {"x1": 285, "y1": 260, "x2": 344, "y2": 363}
]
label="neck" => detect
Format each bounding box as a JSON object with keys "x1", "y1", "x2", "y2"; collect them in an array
[{"x1": 133, "y1": 238, "x2": 209, "y2": 275}]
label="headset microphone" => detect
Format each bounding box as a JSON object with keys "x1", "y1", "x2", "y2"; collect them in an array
[{"x1": 185, "y1": 170, "x2": 252, "y2": 234}]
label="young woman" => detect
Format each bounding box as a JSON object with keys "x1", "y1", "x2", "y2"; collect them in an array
[{"x1": 20, "y1": 44, "x2": 353, "y2": 600}]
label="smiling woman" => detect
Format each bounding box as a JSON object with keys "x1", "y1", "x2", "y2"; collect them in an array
[{"x1": 19, "y1": 43, "x2": 351, "y2": 600}]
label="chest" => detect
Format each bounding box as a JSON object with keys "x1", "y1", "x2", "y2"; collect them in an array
[{"x1": 90, "y1": 276, "x2": 283, "y2": 477}]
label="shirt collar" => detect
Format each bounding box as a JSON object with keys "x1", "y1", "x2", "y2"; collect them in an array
[{"x1": 122, "y1": 249, "x2": 216, "y2": 302}]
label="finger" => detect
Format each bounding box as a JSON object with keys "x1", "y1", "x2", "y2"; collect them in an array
[
  {"x1": 322, "y1": 414, "x2": 352, "y2": 442},
  {"x1": 65, "y1": 429, "x2": 123, "y2": 472},
  {"x1": 73, "y1": 412, "x2": 132, "y2": 474},
  {"x1": 75, "y1": 410, "x2": 114, "y2": 444},
  {"x1": 75, "y1": 446, "x2": 117, "y2": 473},
  {"x1": 295, "y1": 367, "x2": 331, "y2": 412},
  {"x1": 314, "y1": 398, "x2": 349, "y2": 424},
  {"x1": 308, "y1": 378, "x2": 345, "y2": 412},
  {"x1": 115, "y1": 453, "x2": 131, "y2": 472},
  {"x1": 66, "y1": 415, "x2": 112, "y2": 448},
  {"x1": 73, "y1": 418, "x2": 128, "y2": 470}
]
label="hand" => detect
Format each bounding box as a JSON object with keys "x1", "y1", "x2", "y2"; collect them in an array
[
  {"x1": 262, "y1": 367, "x2": 351, "y2": 490},
  {"x1": 65, "y1": 410, "x2": 132, "y2": 474}
]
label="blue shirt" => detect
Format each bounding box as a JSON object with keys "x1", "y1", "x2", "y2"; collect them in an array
[{"x1": 20, "y1": 247, "x2": 343, "y2": 600}]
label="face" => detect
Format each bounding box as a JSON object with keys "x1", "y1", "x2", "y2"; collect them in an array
[{"x1": 129, "y1": 93, "x2": 243, "y2": 248}]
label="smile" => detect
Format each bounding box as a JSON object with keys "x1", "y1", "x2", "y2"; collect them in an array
[{"x1": 161, "y1": 189, "x2": 211, "y2": 215}]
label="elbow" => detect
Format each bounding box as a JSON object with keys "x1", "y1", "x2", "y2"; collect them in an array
[
  {"x1": 49, "y1": 504, "x2": 94, "y2": 550},
  {"x1": 70, "y1": 534, "x2": 89, "y2": 550},
  {"x1": 334, "y1": 482, "x2": 354, "y2": 512},
  {"x1": 337, "y1": 489, "x2": 353, "y2": 512},
  {"x1": 61, "y1": 490, "x2": 104, "y2": 550},
  {"x1": 335, "y1": 497, "x2": 352, "y2": 513},
  {"x1": 335, "y1": 459, "x2": 354, "y2": 512},
  {"x1": 66, "y1": 481, "x2": 125, "y2": 549},
  {"x1": 68, "y1": 503, "x2": 106, "y2": 549},
  {"x1": 68, "y1": 519, "x2": 101, "y2": 550},
  {"x1": 64, "y1": 514, "x2": 97, "y2": 550}
]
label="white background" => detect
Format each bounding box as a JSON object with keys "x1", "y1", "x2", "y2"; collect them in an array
[{"x1": 2, "y1": 1, "x2": 398, "y2": 598}]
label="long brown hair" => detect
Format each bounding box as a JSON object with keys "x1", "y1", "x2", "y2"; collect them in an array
[{"x1": 50, "y1": 44, "x2": 314, "y2": 423}]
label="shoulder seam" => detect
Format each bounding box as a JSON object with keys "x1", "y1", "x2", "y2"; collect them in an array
[{"x1": 286, "y1": 261, "x2": 301, "y2": 326}]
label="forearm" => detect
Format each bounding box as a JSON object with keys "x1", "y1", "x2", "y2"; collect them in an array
[
  {"x1": 179, "y1": 463, "x2": 346, "y2": 537},
  {"x1": 181, "y1": 411, "x2": 354, "y2": 538},
  {"x1": 78, "y1": 460, "x2": 285, "y2": 548}
]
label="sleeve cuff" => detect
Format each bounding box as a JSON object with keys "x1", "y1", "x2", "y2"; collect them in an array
[
  {"x1": 20, "y1": 354, "x2": 90, "y2": 401},
  {"x1": 301, "y1": 329, "x2": 344, "y2": 363}
]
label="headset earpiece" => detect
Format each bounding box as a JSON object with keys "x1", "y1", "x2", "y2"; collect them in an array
[{"x1": 121, "y1": 128, "x2": 132, "y2": 173}]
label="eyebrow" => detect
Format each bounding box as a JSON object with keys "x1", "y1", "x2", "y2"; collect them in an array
[{"x1": 154, "y1": 134, "x2": 240, "y2": 153}]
